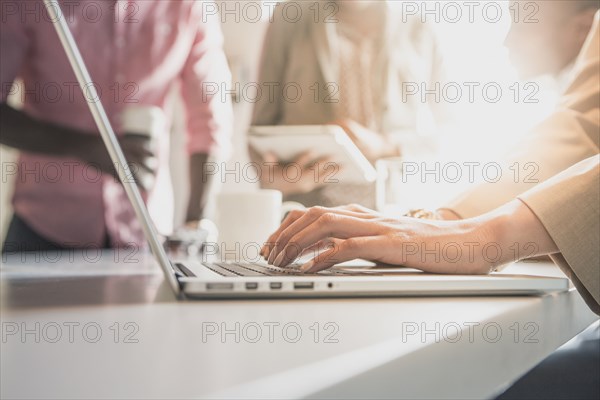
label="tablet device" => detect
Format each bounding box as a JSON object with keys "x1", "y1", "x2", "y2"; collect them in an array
[{"x1": 248, "y1": 125, "x2": 377, "y2": 184}]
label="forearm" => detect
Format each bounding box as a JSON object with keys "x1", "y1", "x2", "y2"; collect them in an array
[
  {"x1": 0, "y1": 103, "x2": 94, "y2": 156},
  {"x1": 186, "y1": 153, "x2": 213, "y2": 223},
  {"x1": 478, "y1": 199, "x2": 559, "y2": 267}
]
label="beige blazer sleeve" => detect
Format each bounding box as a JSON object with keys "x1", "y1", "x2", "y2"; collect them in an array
[
  {"x1": 518, "y1": 155, "x2": 600, "y2": 315},
  {"x1": 250, "y1": 3, "x2": 293, "y2": 127},
  {"x1": 250, "y1": 2, "x2": 340, "y2": 127},
  {"x1": 446, "y1": 11, "x2": 600, "y2": 218}
]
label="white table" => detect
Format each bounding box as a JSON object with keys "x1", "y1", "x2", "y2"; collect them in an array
[{"x1": 1, "y1": 251, "x2": 597, "y2": 399}]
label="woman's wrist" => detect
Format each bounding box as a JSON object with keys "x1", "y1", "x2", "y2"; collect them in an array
[
  {"x1": 436, "y1": 208, "x2": 462, "y2": 221},
  {"x1": 475, "y1": 200, "x2": 558, "y2": 268},
  {"x1": 455, "y1": 216, "x2": 499, "y2": 273}
]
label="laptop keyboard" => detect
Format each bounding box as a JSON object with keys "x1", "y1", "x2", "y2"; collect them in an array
[{"x1": 202, "y1": 261, "x2": 359, "y2": 277}]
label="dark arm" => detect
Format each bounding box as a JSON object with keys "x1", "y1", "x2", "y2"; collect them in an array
[
  {"x1": 0, "y1": 103, "x2": 99, "y2": 158},
  {"x1": 185, "y1": 153, "x2": 213, "y2": 223},
  {"x1": 1, "y1": 103, "x2": 158, "y2": 190}
]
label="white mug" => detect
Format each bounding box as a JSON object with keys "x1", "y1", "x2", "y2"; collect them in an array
[
  {"x1": 214, "y1": 190, "x2": 303, "y2": 261},
  {"x1": 119, "y1": 106, "x2": 166, "y2": 139}
]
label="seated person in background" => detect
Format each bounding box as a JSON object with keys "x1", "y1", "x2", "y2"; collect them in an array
[
  {"x1": 1, "y1": 1, "x2": 232, "y2": 252},
  {"x1": 250, "y1": 0, "x2": 450, "y2": 208}
]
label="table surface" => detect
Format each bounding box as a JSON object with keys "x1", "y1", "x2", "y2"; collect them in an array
[{"x1": 1, "y1": 251, "x2": 598, "y2": 400}]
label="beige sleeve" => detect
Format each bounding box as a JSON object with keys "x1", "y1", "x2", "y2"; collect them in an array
[
  {"x1": 446, "y1": 12, "x2": 600, "y2": 219},
  {"x1": 518, "y1": 156, "x2": 600, "y2": 315}
]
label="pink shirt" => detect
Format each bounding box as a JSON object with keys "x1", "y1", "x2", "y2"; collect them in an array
[{"x1": 1, "y1": 0, "x2": 232, "y2": 248}]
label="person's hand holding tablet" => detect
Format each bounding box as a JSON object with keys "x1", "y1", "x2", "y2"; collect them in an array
[{"x1": 251, "y1": 150, "x2": 333, "y2": 197}]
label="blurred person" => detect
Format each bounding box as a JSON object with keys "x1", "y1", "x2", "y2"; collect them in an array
[
  {"x1": 444, "y1": 6, "x2": 600, "y2": 396},
  {"x1": 250, "y1": 0, "x2": 450, "y2": 208},
  {"x1": 501, "y1": 0, "x2": 600, "y2": 133},
  {"x1": 436, "y1": 0, "x2": 599, "y2": 221},
  {"x1": 505, "y1": 0, "x2": 599, "y2": 84},
  {"x1": 1, "y1": 0, "x2": 232, "y2": 252}
]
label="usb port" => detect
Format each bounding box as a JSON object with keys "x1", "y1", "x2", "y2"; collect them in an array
[
  {"x1": 293, "y1": 282, "x2": 314, "y2": 290},
  {"x1": 245, "y1": 282, "x2": 258, "y2": 290},
  {"x1": 206, "y1": 283, "x2": 234, "y2": 291},
  {"x1": 270, "y1": 282, "x2": 282, "y2": 290}
]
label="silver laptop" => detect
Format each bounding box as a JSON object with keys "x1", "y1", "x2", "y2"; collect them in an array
[{"x1": 44, "y1": 0, "x2": 569, "y2": 299}]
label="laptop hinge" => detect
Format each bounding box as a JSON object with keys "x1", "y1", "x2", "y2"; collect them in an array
[{"x1": 171, "y1": 262, "x2": 196, "y2": 278}]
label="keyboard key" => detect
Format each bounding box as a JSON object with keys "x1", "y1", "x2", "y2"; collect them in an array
[{"x1": 204, "y1": 263, "x2": 240, "y2": 277}]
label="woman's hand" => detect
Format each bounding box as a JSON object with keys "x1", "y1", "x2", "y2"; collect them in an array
[
  {"x1": 260, "y1": 204, "x2": 493, "y2": 274},
  {"x1": 260, "y1": 201, "x2": 557, "y2": 275}
]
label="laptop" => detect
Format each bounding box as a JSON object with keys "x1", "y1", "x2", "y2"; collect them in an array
[{"x1": 43, "y1": 0, "x2": 569, "y2": 299}]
